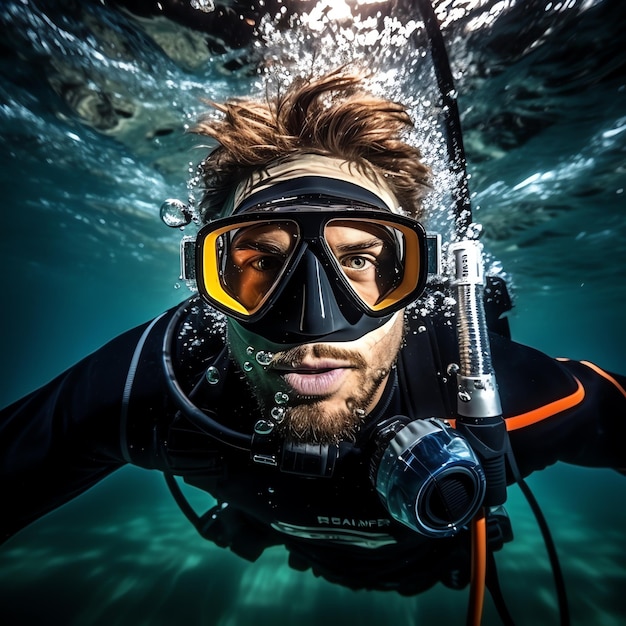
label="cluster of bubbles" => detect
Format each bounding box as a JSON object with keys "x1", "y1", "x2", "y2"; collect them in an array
[
  {"x1": 255, "y1": 390, "x2": 291, "y2": 436},
  {"x1": 200, "y1": 334, "x2": 290, "y2": 436},
  {"x1": 190, "y1": 0, "x2": 216, "y2": 13},
  {"x1": 176, "y1": 300, "x2": 228, "y2": 360},
  {"x1": 237, "y1": 345, "x2": 294, "y2": 436},
  {"x1": 162, "y1": 1, "x2": 514, "y2": 330}
]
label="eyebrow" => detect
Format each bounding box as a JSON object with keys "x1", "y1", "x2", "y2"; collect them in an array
[
  {"x1": 332, "y1": 237, "x2": 386, "y2": 253},
  {"x1": 232, "y1": 234, "x2": 292, "y2": 256}
]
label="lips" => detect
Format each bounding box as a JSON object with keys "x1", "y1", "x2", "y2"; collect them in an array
[{"x1": 276, "y1": 359, "x2": 353, "y2": 397}]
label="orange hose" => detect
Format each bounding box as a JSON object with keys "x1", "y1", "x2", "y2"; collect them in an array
[{"x1": 467, "y1": 509, "x2": 487, "y2": 626}]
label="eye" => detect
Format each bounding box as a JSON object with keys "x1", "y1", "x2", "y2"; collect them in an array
[
  {"x1": 250, "y1": 255, "x2": 285, "y2": 272},
  {"x1": 342, "y1": 255, "x2": 375, "y2": 271}
]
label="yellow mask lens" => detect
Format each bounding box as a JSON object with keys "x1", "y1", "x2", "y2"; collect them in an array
[
  {"x1": 200, "y1": 219, "x2": 300, "y2": 316},
  {"x1": 323, "y1": 218, "x2": 420, "y2": 312}
]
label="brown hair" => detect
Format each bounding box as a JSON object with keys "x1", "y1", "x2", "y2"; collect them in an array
[{"x1": 193, "y1": 68, "x2": 431, "y2": 219}]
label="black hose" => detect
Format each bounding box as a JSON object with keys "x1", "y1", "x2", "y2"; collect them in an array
[
  {"x1": 414, "y1": 0, "x2": 473, "y2": 237},
  {"x1": 507, "y1": 447, "x2": 570, "y2": 626},
  {"x1": 162, "y1": 297, "x2": 252, "y2": 451}
]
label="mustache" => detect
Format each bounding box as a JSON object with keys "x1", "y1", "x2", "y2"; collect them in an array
[{"x1": 270, "y1": 344, "x2": 368, "y2": 370}]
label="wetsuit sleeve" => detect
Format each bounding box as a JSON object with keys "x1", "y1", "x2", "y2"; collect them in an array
[
  {"x1": 489, "y1": 334, "x2": 626, "y2": 476},
  {"x1": 515, "y1": 358, "x2": 626, "y2": 472},
  {"x1": 0, "y1": 318, "x2": 162, "y2": 544}
]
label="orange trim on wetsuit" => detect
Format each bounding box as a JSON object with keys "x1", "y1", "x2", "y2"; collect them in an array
[
  {"x1": 447, "y1": 376, "x2": 585, "y2": 431},
  {"x1": 503, "y1": 376, "x2": 585, "y2": 431},
  {"x1": 577, "y1": 360, "x2": 626, "y2": 400}
]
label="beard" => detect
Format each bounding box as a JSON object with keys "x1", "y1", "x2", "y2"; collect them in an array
[
  {"x1": 227, "y1": 312, "x2": 406, "y2": 446},
  {"x1": 270, "y1": 343, "x2": 393, "y2": 444}
]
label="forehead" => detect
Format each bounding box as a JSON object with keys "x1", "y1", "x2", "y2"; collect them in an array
[
  {"x1": 235, "y1": 180, "x2": 394, "y2": 214},
  {"x1": 325, "y1": 220, "x2": 395, "y2": 244},
  {"x1": 232, "y1": 156, "x2": 399, "y2": 215}
]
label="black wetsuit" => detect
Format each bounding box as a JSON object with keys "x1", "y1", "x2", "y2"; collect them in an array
[{"x1": 2, "y1": 293, "x2": 625, "y2": 594}]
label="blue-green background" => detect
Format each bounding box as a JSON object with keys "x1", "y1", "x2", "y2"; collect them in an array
[{"x1": 1, "y1": 1, "x2": 624, "y2": 624}]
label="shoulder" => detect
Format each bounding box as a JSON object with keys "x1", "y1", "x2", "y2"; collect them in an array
[
  {"x1": 488, "y1": 333, "x2": 582, "y2": 421},
  {"x1": 402, "y1": 306, "x2": 582, "y2": 423}
]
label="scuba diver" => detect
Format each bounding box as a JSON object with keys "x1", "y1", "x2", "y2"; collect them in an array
[{"x1": 1, "y1": 68, "x2": 625, "y2": 625}]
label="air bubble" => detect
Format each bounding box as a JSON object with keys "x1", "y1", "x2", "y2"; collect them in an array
[
  {"x1": 274, "y1": 392, "x2": 289, "y2": 405},
  {"x1": 466, "y1": 222, "x2": 484, "y2": 240},
  {"x1": 254, "y1": 419, "x2": 274, "y2": 435},
  {"x1": 160, "y1": 199, "x2": 191, "y2": 227},
  {"x1": 255, "y1": 351, "x2": 274, "y2": 366},
  {"x1": 205, "y1": 366, "x2": 220, "y2": 384},
  {"x1": 190, "y1": 0, "x2": 216, "y2": 12},
  {"x1": 447, "y1": 363, "x2": 460, "y2": 376},
  {"x1": 458, "y1": 390, "x2": 472, "y2": 402},
  {"x1": 243, "y1": 361, "x2": 253, "y2": 372},
  {"x1": 271, "y1": 406, "x2": 286, "y2": 423}
]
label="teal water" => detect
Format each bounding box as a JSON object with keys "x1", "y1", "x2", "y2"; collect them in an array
[{"x1": 1, "y1": 1, "x2": 625, "y2": 624}]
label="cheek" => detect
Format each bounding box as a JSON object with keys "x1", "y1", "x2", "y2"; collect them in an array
[
  {"x1": 227, "y1": 329, "x2": 286, "y2": 399},
  {"x1": 372, "y1": 326, "x2": 403, "y2": 372},
  {"x1": 227, "y1": 329, "x2": 261, "y2": 384},
  {"x1": 358, "y1": 314, "x2": 404, "y2": 359}
]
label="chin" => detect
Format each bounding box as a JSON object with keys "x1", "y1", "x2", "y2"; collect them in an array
[{"x1": 279, "y1": 394, "x2": 370, "y2": 444}]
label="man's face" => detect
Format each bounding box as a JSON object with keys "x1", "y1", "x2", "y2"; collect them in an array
[
  {"x1": 227, "y1": 312, "x2": 405, "y2": 444},
  {"x1": 211, "y1": 158, "x2": 423, "y2": 443}
]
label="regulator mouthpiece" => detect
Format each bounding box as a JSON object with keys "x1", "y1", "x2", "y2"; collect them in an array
[{"x1": 372, "y1": 418, "x2": 486, "y2": 537}]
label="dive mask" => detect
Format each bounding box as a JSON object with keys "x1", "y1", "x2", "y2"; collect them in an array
[{"x1": 190, "y1": 198, "x2": 428, "y2": 342}]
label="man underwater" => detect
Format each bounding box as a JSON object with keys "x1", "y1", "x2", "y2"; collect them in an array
[{"x1": 2, "y1": 69, "x2": 625, "y2": 600}]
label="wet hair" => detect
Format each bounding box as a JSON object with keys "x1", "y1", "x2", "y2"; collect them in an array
[{"x1": 193, "y1": 68, "x2": 432, "y2": 220}]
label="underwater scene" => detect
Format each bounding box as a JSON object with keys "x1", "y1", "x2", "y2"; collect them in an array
[{"x1": 0, "y1": 0, "x2": 624, "y2": 624}]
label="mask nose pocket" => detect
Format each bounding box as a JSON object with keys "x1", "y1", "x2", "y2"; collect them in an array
[{"x1": 273, "y1": 249, "x2": 355, "y2": 337}]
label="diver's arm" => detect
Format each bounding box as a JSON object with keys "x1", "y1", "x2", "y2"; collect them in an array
[
  {"x1": 0, "y1": 320, "x2": 158, "y2": 544},
  {"x1": 491, "y1": 336, "x2": 626, "y2": 475},
  {"x1": 546, "y1": 359, "x2": 626, "y2": 469}
]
